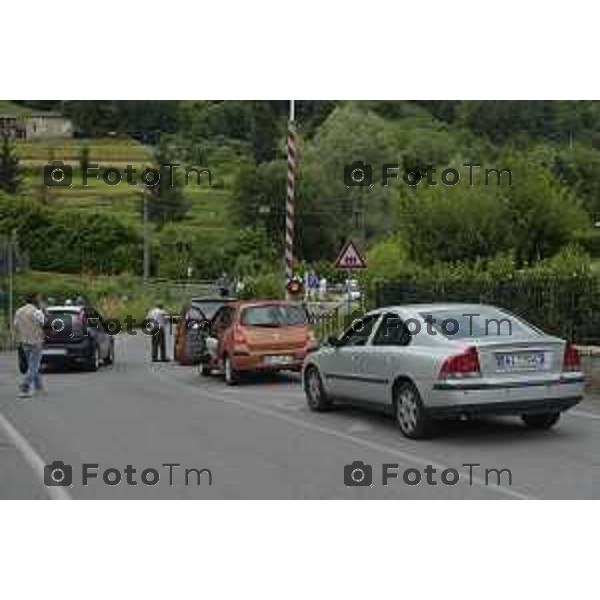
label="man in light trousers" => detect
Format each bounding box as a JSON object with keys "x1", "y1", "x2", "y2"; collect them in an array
[{"x1": 13, "y1": 292, "x2": 46, "y2": 398}]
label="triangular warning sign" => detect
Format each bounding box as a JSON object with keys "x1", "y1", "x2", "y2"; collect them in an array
[{"x1": 335, "y1": 240, "x2": 366, "y2": 269}]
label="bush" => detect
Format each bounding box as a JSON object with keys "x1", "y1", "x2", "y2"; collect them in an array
[
  {"x1": 398, "y1": 156, "x2": 588, "y2": 265},
  {"x1": 154, "y1": 225, "x2": 276, "y2": 280},
  {"x1": 237, "y1": 272, "x2": 283, "y2": 300},
  {"x1": 362, "y1": 236, "x2": 411, "y2": 283},
  {"x1": 372, "y1": 247, "x2": 600, "y2": 343},
  {"x1": 0, "y1": 195, "x2": 141, "y2": 274},
  {"x1": 10, "y1": 271, "x2": 182, "y2": 329}
]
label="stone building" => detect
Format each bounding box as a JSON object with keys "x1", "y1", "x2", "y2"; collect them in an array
[{"x1": 0, "y1": 113, "x2": 73, "y2": 140}]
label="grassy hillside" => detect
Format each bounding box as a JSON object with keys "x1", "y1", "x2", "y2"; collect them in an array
[
  {"x1": 0, "y1": 100, "x2": 36, "y2": 116},
  {"x1": 16, "y1": 136, "x2": 152, "y2": 164},
  {"x1": 14, "y1": 136, "x2": 234, "y2": 235}
]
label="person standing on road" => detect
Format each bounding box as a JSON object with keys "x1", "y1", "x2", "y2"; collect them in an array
[
  {"x1": 217, "y1": 272, "x2": 230, "y2": 298},
  {"x1": 307, "y1": 270, "x2": 318, "y2": 301},
  {"x1": 235, "y1": 276, "x2": 245, "y2": 297},
  {"x1": 319, "y1": 276, "x2": 328, "y2": 301},
  {"x1": 146, "y1": 302, "x2": 169, "y2": 362},
  {"x1": 13, "y1": 292, "x2": 46, "y2": 398}
]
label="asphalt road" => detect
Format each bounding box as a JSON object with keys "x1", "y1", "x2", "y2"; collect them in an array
[{"x1": 0, "y1": 332, "x2": 598, "y2": 499}]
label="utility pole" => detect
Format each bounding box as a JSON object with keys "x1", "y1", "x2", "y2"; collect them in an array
[
  {"x1": 143, "y1": 187, "x2": 150, "y2": 284},
  {"x1": 7, "y1": 229, "x2": 15, "y2": 337}
]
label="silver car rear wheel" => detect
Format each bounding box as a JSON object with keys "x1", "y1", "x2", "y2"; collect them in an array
[
  {"x1": 521, "y1": 412, "x2": 560, "y2": 430},
  {"x1": 394, "y1": 381, "x2": 431, "y2": 439}
]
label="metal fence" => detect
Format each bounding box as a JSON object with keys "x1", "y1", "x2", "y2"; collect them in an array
[
  {"x1": 305, "y1": 299, "x2": 368, "y2": 341},
  {"x1": 307, "y1": 305, "x2": 342, "y2": 341},
  {"x1": 374, "y1": 279, "x2": 600, "y2": 344}
]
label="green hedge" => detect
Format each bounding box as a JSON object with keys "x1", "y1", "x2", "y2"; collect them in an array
[
  {"x1": 371, "y1": 248, "x2": 600, "y2": 343},
  {"x1": 8, "y1": 271, "x2": 177, "y2": 325},
  {"x1": 0, "y1": 196, "x2": 141, "y2": 274}
]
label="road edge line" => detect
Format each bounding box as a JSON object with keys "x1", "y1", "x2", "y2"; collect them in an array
[
  {"x1": 569, "y1": 409, "x2": 600, "y2": 420},
  {"x1": 0, "y1": 411, "x2": 71, "y2": 500}
]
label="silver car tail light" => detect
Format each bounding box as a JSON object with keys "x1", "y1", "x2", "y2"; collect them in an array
[{"x1": 438, "y1": 346, "x2": 481, "y2": 379}]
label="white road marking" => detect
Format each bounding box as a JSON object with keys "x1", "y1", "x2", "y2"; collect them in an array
[
  {"x1": 346, "y1": 423, "x2": 374, "y2": 434},
  {"x1": 150, "y1": 367, "x2": 533, "y2": 500},
  {"x1": 0, "y1": 411, "x2": 71, "y2": 500},
  {"x1": 569, "y1": 409, "x2": 600, "y2": 420},
  {"x1": 234, "y1": 385, "x2": 600, "y2": 426}
]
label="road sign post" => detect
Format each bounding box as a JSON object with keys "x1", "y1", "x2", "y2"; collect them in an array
[
  {"x1": 334, "y1": 239, "x2": 366, "y2": 317},
  {"x1": 334, "y1": 239, "x2": 367, "y2": 271},
  {"x1": 143, "y1": 188, "x2": 150, "y2": 285}
]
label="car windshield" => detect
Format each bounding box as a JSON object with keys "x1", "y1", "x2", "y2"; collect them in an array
[
  {"x1": 45, "y1": 309, "x2": 84, "y2": 320},
  {"x1": 191, "y1": 301, "x2": 225, "y2": 320},
  {"x1": 418, "y1": 308, "x2": 540, "y2": 339},
  {"x1": 240, "y1": 305, "x2": 307, "y2": 327}
]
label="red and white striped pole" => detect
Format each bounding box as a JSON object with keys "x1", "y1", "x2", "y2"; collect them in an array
[{"x1": 285, "y1": 100, "x2": 297, "y2": 296}]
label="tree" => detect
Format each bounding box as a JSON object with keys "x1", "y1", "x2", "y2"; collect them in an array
[
  {"x1": 454, "y1": 101, "x2": 600, "y2": 147},
  {"x1": 457, "y1": 101, "x2": 556, "y2": 144},
  {"x1": 550, "y1": 143, "x2": 600, "y2": 217},
  {"x1": 14, "y1": 100, "x2": 62, "y2": 112},
  {"x1": 398, "y1": 156, "x2": 588, "y2": 266},
  {"x1": 146, "y1": 139, "x2": 191, "y2": 226},
  {"x1": 0, "y1": 195, "x2": 139, "y2": 274},
  {"x1": 296, "y1": 105, "x2": 402, "y2": 257},
  {"x1": 249, "y1": 101, "x2": 279, "y2": 163},
  {"x1": 32, "y1": 183, "x2": 56, "y2": 206},
  {"x1": 500, "y1": 156, "x2": 588, "y2": 264},
  {"x1": 230, "y1": 105, "x2": 403, "y2": 261},
  {"x1": 230, "y1": 160, "x2": 287, "y2": 252},
  {"x1": 63, "y1": 101, "x2": 179, "y2": 140},
  {"x1": 179, "y1": 101, "x2": 280, "y2": 163},
  {"x1": 413, "y1": 101, "x2": 460, "y2": 123},
  {"x1": 0, "y1": 134, "x2": 21, "y2": 194},
  {"x1": 399, "y1": 177, "x2": 512, "y2": 263},
  {"x1": 79, "y1": 143, "x2": 91, "y2": 176}
]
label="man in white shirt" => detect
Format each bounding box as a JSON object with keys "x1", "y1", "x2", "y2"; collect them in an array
[
  {"x1": 13, "y1": 292, "x2": 46, "y2": 398},
  {"x1": 319, "y1": 277, "x2": 328, "y2": 301},
  {"x1": 146, "y1": 302, "x2": 169, "y2": 362}
]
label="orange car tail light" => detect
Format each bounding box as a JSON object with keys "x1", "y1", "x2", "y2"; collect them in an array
[{"x1": 233, "y1": 324, "x2": 248, "y2": 345}]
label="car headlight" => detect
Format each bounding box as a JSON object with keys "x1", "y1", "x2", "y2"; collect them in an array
[{"x1": 307, "y1": 330, "x2": 319, "y2": 351}]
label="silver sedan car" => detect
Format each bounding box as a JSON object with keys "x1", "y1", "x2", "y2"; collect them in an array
[{"x1": 302, "y1": 303, "x2": 585, "y2": 438}]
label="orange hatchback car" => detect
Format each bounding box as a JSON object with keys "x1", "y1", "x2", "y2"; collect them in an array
[{"x1": 202, "y1": 300, "x2": 318, "y2": 384}]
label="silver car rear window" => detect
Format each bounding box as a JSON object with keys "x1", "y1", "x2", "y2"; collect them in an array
[{"x1": 418, "y1": 309, "x2": 539, "y2": 339}]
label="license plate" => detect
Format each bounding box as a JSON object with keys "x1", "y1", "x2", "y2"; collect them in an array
[
  {"x1": 264, "y1": 355, "x2": 293, "y2": 365},
  {"x1": 43, "y1": 348, "x2": 68, "y2": 357},
  {"x1": 496, "y1": 352, "x2": 545, "y2": 370}
]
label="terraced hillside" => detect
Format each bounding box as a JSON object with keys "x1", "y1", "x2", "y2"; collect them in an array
[{"x1": 13, "y1": 136, "x2": 233, "y2": 234}]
